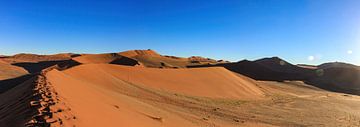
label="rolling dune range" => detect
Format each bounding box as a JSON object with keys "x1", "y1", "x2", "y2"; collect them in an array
[{"x1": 0, "y1": 50, "x2": 360, "y2": 127}]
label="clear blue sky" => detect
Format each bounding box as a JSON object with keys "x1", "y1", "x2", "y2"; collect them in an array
[{"x1": 0, "y1": 0, "x2": 359, "y2": 65}]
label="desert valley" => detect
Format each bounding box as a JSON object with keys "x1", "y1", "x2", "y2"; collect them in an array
[{"x1": 0, "y1": 49, "x2": 359, "y2": 127}]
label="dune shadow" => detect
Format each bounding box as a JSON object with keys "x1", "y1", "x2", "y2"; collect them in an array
[
  {"x1": 110, "y1": 56, "x2": 140, "y2": 66},
  {"x1": 0, "y1": 74, "x2": 34, "y2": 94},
  {"x1": 12, "y1": 60, "x2": 81, "y2": 73},
  {"x1": 304, "y1": 67, "x2": 360, "y2": 95}
]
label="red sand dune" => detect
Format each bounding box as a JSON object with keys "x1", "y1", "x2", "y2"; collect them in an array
[
  {"x1": 73, "y1": 53, "x2": 124, "y2": 64},
  {"x1": 119, "y1": 49, "x2": 161, "y2": 58},
  {"x1": 73, "y1": 53, "x2": 140, "y2": 66},
  {"x1": 1, "y1": 51, "x2": 360, "y2": 126},
  {"x1": 1, "y1": 53, "x2": 74, "y2": 64},
  {"x1": 0, "y1": 76, "x2": 37, "y2": 127},
  {"x1": 119, "y1": 49, "x2": 219, "y2": 68},
  {"x1": 53, "y1": 64, "x2": 264, "y2": 99},
  {"x1": 0, "y1": 62, "x2": 28, "y2": 80},
  {"x1": 44, "y1": 64, "x2": 264, "y2": 126}
]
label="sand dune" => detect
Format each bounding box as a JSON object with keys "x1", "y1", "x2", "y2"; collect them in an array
[
  {"x1": 189, "y1": 57, "x2": 315, "y2": 81},
  {"x1": 73, "y1": 53, "x2": 139, "y2": 66},
  {"x1": 53, "y1": 64, "x2": 264, "y2": 99},
  {"x1": 190, "y1": 57, "x2": 360, "y2": 96},
  {"x1": 119, "y1": 49, "x2": 161, "y2": 58},
  {"x1": 37, "y1": 64, "x2": 360, "y2": 127},
  {"x1": 44, "y1": 64, "x2": 264, "y2": 126},
  {"x1": 307, "y1": 66, "x2": 360, "y2": 95},
  {"x1": 0, "y1": 62, "x2": 28, "y2": 80},
  {"x1": 1, "y1": 51, "x2": 360, "y2": 127},
  {"x1": 254, "y1": 57, "x2": 312, "y2": 74},
  {"x1": 119, "y1": 49, "x2": 219, "y2": 68},
  {"x1": 0, "y1": 53, "x2": 75, "y2": 64},
  {"x1": 0, "y1": 75, "x2": 37, "y2": 127}
]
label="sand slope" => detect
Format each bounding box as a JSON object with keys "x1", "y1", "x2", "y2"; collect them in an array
[
  {"x1": 45, "y1": 64, "x2": 264, "y2": 126},
  {"x1": 73, "y1": 53, "x2": 139, "y2": 66},
  {"x1": 0, "y1": 75, "x2": 36, "y2": 127},
  {"x1": 0, "y1": 53, "x2": 74, "y2": 64},
  {"x1": 119, "y1": 50, "x2": 219, "y2": 68},
  {"x1": 56, "y1": 64, "x2": 263, "y2": 99},
  {"x1": 0, "y1": 62, "x2": 28, "y2": 80}
]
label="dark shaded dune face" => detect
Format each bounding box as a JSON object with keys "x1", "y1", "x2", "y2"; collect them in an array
[
  {"x1": 55, "y1": 60, "x2": 82, "y2": 71},
  {"x1": 255, "y1": 57, "x2": 312, "y2": 73},
  {"x1": 254, "y1": 57, "x2": 316, "y2": 80},
  {"x1": 306, "y1": 67, "x2": 360, "y2": 95},
  {"x1": 12, "y1": 60, "x2": 81, "y2": 74},
  {"x1": 0, "y1": 76, "x2": 37, "y2": 127},
  {"x1": 0, "y1": 74, "x2": 34, "y2": 94},
  {"x1": 109, "y1": 57, "x2": 140, "y2": 66}
]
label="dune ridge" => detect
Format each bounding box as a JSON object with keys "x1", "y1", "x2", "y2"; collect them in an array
[{"x1": 1, "y1": 50, "x2": 360, "y2": 127}]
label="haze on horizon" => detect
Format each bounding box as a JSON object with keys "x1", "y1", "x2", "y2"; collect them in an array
[{"x1": 0, "y1": 0, "x2": 359, "y2": 65}]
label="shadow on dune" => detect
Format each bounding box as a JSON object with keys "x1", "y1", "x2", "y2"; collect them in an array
[
  {"x1": 305, "y1": 67, "x2": 360, "y2": 95},
  {"x1": 0, "y1": 74, "x2": 34, "y2": 94},
  {"x1": 0, "y1": 59, "x2": 82, "y2": 126},
  {"x1": 0, "y1": 75, "x2": 38, "y2": 127},
  {"x1": 110, "y1": 56, "x2": 140, "y2": 66},
  {"x1": 0, "y1": 60, "x2": 81, "y2": 94},
  {"x1": 12, "y1": 60, "x2": 81, "y2": 73}
]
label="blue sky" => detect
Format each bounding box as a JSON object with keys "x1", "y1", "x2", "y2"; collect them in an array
[{"x1": 0, "y1": 0, "x2": 359, "y2": 65}]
